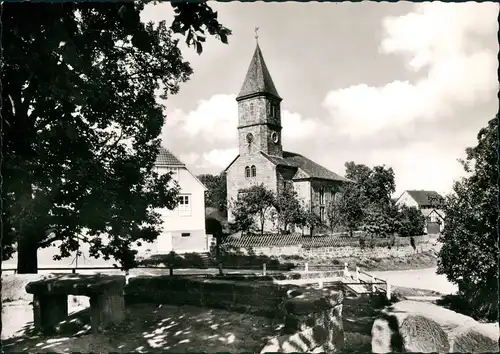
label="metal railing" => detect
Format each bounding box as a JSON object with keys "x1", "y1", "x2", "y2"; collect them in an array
[{"x1": 3, "y1": 262, "x2": 391, "y2": 300}]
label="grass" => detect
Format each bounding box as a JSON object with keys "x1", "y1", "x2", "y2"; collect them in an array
[
  {"x1": 279, "y1": 250, "x2": 438, "y2": 272},
  {"x1": 277, "y1": 243, "x2": 440, "y2": 272}
]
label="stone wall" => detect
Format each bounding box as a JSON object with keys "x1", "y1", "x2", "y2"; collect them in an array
[
  {"x1": 299, "y1": 243, "x2": 430, "y2": 259},
  {"x1": 243, "y1": 235, "x2": 433, "y2": 259},
  {"x1": 125, "y1": 275, "x2": 345, "y2": 353}
]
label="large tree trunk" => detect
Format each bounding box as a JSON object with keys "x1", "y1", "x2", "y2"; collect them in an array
[{"x1": 17, "y1": 236, "x2": 39, "y2": 274}]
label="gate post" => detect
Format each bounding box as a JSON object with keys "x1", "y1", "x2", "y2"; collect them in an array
[{"x1": 343, "y1": 263, "x2": 349, "y2": 278}]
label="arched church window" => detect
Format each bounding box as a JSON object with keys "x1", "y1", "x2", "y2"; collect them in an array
[
  {"x1": 245, "y1": 166, "x2": 250, "y2": 178},
  {"x1": 251, "y1": 165, "x2": 256, "y2": 177},
  {"x1": 271, "y1": 104, "x2": 276, "y2": 118}
]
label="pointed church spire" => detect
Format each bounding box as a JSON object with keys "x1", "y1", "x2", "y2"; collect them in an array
[{"x1": 236, "y1": 41, "x2": 281, "y2": 102}]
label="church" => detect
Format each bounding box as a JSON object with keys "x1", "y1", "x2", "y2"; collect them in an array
[{"x1": 225, "y1": 42, "x2": 351, "y2": 233}]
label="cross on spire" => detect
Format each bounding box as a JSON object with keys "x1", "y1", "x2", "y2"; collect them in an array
[{"x1": 254, "y1": 26, "x2": 259, "y2": 42}]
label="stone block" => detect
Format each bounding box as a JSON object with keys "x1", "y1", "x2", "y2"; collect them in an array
[
  {"x1": 27, "y1": 274, "x2": 126, "y2": 334},
  {"x1": 262, "y1": 287, "x2": 344, "y2": 353},
  {"x1": 33, "y1": 293, "x2": 68, "y2": 335},
  {"x1": 89, "y1": 291, "x2": 125, "y2": 332},
  {"x1": 451, "y1": 324, "x2": 499, "y2": 353},
  {"x1": 371, "y1": 312, "x2": 449, "y2": 353}
]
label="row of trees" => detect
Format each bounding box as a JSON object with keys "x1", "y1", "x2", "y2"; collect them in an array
[{"x1": 228, "y1": 162, "x2": 426, "y2": 238}]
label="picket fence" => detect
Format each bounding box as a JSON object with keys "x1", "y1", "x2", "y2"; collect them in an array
[{"x1": 222, "y1": 232, "x2": 429, "y2": 249}]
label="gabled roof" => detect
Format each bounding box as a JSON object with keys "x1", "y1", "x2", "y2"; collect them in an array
[
  {"x1": 155, "y1": 147, "x2": 207, "y2": 190},
  {"x1": 155, "y1": 147, "x2": 185, "y2": 166},
  {"x1": 236, "y1": 43, "x2": 281, "y2": 101},
  {"x1": 405, "y1": 190, "x2": 444, "y2": 207},
  {"x1": 224, "y1": 150, "x2": 351, "y2": 183},
  {"x1": 262, "y1": 151, "x2": 352, "y2": 183},
  {"x1": 421, "y1": 208, "x2": 445, "y2": 219}
]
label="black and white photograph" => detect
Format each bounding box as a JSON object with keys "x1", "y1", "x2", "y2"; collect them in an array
[{"x1": 2, "y1": 1, "x2": 499, "y2": 352}]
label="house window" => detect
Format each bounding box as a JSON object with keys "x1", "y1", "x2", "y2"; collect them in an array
[
  {"x1": 319, "y1": 188, "x2": 325, "y2": 205},
  {"x1": 319, "y1": 206, "x2": 325, "y2": 222},
  {"x1": 251, "y1": 165, "x2": 256, "y2": 177},
  {"x1": 245, "y1": 166, "x2": 250, "y2": 178},
  {"x1": 181, "y1": 232, "x2": 191, "y2": 237},
  {"x1": 178, "y1": 195, "x2": 191, "y2": 216}
]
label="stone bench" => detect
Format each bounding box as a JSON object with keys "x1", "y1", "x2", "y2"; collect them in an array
[{"x1": 25, "y1": 274, "x2": 126, "y2": 335}]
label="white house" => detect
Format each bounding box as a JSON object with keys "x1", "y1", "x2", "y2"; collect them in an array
[
  {"x1": 395, "y1": 190, "x2": 446, "y2": 234},
  {"x1": 153, "y1": 147, "x2": 209, "y2": 254}
]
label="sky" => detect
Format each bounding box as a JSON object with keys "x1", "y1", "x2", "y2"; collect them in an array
[{"x1": 141, "y1": 1, "x2": 499, "y2": 197}]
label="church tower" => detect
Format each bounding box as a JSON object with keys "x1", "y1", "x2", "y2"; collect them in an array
[{"x1": 236, "y1": 43, "x2": 283, "y2": 157}]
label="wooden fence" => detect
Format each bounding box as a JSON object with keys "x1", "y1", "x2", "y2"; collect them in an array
[{"x1": 223, "y1": 232, "x2": 430, "y2": 249}]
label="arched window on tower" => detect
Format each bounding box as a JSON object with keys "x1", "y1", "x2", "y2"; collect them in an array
[
  {"x1": 245, "y1": 166, "x2": 250, "y2": 178},
  {"x1": 251, "y1": 165, "x2": 256, "y2": 177},
  {"x1": 249, "y1": 103, "x2": 254, "y2": 115}
]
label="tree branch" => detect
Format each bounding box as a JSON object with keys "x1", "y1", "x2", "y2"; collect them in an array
[{"x1": 97, "y1": 129, "x2": 125, "y2": 160}]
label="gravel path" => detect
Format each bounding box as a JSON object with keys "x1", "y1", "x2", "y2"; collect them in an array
[{"x1": 369, "y1": 267, "x2": 458, "y2": 295}]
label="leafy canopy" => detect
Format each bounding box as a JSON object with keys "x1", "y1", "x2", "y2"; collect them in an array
[
  {"x1": 274, "y1": 185, "x2": 306, "y2": 233},
  {"x1": 231, "y1": 184, "x2": 276, "y2": 236},
  {"x1": 2, "y1": 2, "x2": 231, "y2": 271},
  {"x1": 437, "y1": 116, "x2": 498, "y2": 321},
  {"x1": 198, "y1": 173, "x2": 228, "y2": 215},
  {"x1": 398, "y1": 205, "x2": 426, "y2": 237}
]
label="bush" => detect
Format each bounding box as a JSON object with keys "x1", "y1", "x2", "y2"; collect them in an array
[
  {"x1": 139, "y1": 251, "x2": 208, "y2": 272},
  {"x1": 182, "y1": 252, "x2": 208, "y2": 269}
]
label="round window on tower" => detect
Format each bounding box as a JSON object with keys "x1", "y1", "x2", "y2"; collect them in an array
[
  {"x1": 271, "y1": 132, "x2": 279, "y2": 144},
  {"x1": 246, "y1": 133, "x2": 254, "y2": 143}
]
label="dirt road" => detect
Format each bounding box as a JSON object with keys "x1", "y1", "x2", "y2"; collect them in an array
[{"x1": 369, "y1": 267, "x2": 458, "y2": 295}]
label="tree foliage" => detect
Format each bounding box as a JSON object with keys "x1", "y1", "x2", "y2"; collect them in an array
[
  {"x1": 337, "y1": 181, "x2": 366, "y2": 236},
  {"x1": 274, "y1": 186, "x2": 304, "y2": 233},
  {"x1": 398, "y1": 205, "x2": 426, "y2": 237},
  {"x1": 344, "y1": 162, "x2": 397, "y2": 236},
  {"x1": 362, "y1": 201, "x2": 400, "y2": 239},
  {"x1": 231, "y1": 184, "x2": 276, "y2": 236},
  {"x1": 325, "y1": 198, "x2": 342, "y2": 233},
  {"x1": 197, "y1": 173, "x2": 227, "y2": 215},
  {"x1": 2, "y1": 2, "x2": 231, "y2": 273},
  {"x1": 437, "y1": 116, "x2": 498, "y2": 321},
  {"x1": 345, "y1": 161, "x2": 395, "y2": 208}
]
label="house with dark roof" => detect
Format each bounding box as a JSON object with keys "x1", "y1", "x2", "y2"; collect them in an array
[
  {"x1": 225, "y1": 43, "x2": 352, "y2": 234},
  {"x1": 395, "y1": 190, "x2": 446, "y2": 234},
  {"x1": 147, "y1": 148, "x2": 209, "y2": 254}
]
